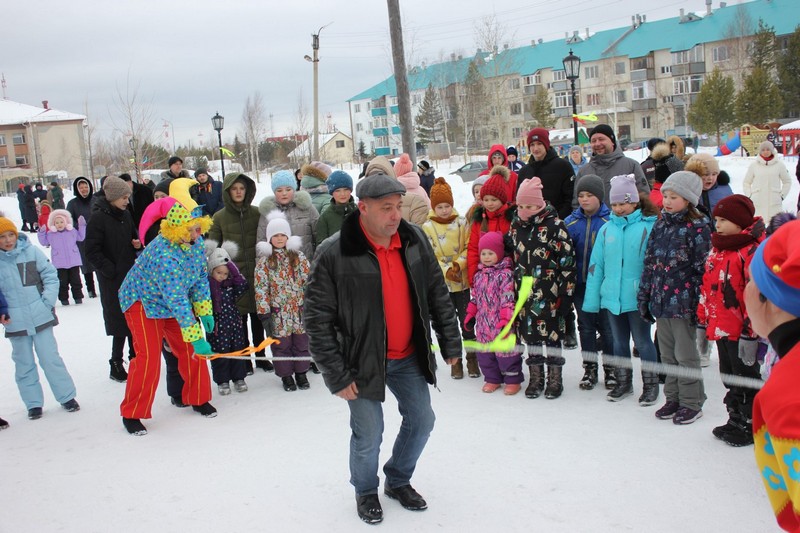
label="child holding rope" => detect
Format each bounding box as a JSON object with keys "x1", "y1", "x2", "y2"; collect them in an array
[{"x1": 254, "y1": 212, "x2": 311, "y2": 392}]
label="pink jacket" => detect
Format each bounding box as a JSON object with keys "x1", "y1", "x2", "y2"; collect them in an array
[{"x1": 465, "y1": 256, "x2": 515, "y2": 343}]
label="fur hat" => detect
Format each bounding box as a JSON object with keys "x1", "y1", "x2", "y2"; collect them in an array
[
  {"x1": 576, "y1": 174, "x2": 605, "y2": 202},
  {"x1": 480, "y1": 172, "x2": 508, "y2": 204},
  {"x1": 204, "y1": 239, "x2": 240, "y2": 266},
  {"x1": 713, "y1": 194, "x2": 755, "y2": 230},
  {"x1": 516, "y1": 178, "x2": 546, "y2": 212},
  {"x1": 609, "y1": 174, "x2": 639, "y2": 204},
  {"x1": 364, "y1": 156, "x2": 396, "y2": 179},
  {"x1": 256, "y1": 211, "x2": 302, "y2": 257},
  {"x1": 48, "y1": 209, "x2": 74, "y2": 231},
  {"x1": 271, "y1": 170, "x2": 298, "y2": 193},
  {"x1": 418, "y1": 160, "x2": 431, "y2": 171},
  {"x1": 647, "y1": 137, "x2": 666, "y2": 151},
  {"x1": 685, "y1": 153, "x2": 720, "y2": 177},
  {"x1": 394, "y1": 153, "x2": 413, "y2": 176},
  {"x1": 326, "y1": 170, "x2": 353, "y2": 194},
  {"x1": 751, "y1": 219, "x2": 800, "y2": 316},
  {"x1": 478, "y1": 231, "x2": 505, "y2": 260},
  {"x1": 661, "y1": 171, "x2": 702, "y2": 206},
  {"x1": 759, "y1": 141, "x2": 777, "y2": 156},
  {"x1": 527, "y1": 128, "x2": 551, "y2": 151},
  {"x1": 652, "y1": 143, "x2": 684, "y2": 183},
  {"x1": 430, "y1": 177, "x2": 454, "y2": 207},
  {"x1": 0, "y1": 212, "x2": 17, "y2": 237},
  {"x1": 103, "y1": 176, "x2": 130, "y2": 202},
  {"x1": 590, "y1": 124, "x2": 617, "y2": 149},
  {"x1": 300, "y1": 161, "x2": 332, "y2": 182}
]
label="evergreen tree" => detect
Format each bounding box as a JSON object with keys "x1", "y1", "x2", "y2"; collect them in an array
[
  {"x1": 357, "y1": 140, "x2": 368, "y2": 161},
  {"x1": 233, "y1": 135, "x2": 245, "y2": 166},
  {"x1": 735, "y1": 67, "x2": 782, "y2": 124},
  {"x1": 462, "y1": 60, "x2": 486, "y2": 149},
  {"x1": 415, "y1": 83, "x2": 442, "y2": 146},
  {"x1": 530, "y1": 88, "x2": 556, "y2": 128},
  {"x1": 687, "y1": 68, "x2": 736, "y2": 145},
  {"x1": 750, "y1": 19, "x2": 776, "y2": 73},
  {"x1": 777, "y1": 25, "x2": 800, "y2": 117}
]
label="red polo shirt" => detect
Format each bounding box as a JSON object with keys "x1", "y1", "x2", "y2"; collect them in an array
[{"x1": 361, "y1": 221, "x2": 415, "y2": 359}]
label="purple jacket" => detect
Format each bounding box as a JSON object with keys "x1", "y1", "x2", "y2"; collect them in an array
[
  {"x1": 466, "y1": 256, "x2": 515, "y2": 343},
  {"x1": 38, "y1": 219, "x2": 86, "y2": 269}
]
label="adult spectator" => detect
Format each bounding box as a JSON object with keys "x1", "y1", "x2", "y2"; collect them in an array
[
  {"x1": 191, "y1": 168, "x2": 224, "y2": 216},
  {"x1": 118, "y1": 173, "x2": 154, "y2": 227},
  {"x1": 142, "y1": 176, "x2": 155, "y2": 191},
  {"x1": 66, "y1": 177, "x2": 97, "y2": 298},
  {"x1": 667, "y1": 135, "x2": 688, "y2": 162},
  {"x1": 16, "y1": 184, "x2": 29, "y2": 232},
  {"x1": 568, "y1": 146, "x2": 587, "y2": 176},
  {"x1": 305, "y1": 172, "x2": 462, "y2": 524},
  {"x1": 417, "y1": 160, "x2": 436, "y2": 196},
  {"x1": 743, "y1": 141, "x2": 792, "y2": 222},
  {"x1": 47, "y1": 181, "x2": 65, "y2": 210},
  {"x1": 640, "y1": 137, "x2": 666, "y2": 188},
  {"x1": 33, "y1": 183, "x2": 48, "y2": 203},
  {"x1": 506, "y1": 146, "x2": 524, "y2": 172},
  {"x1": 160, "y1": 156, "x2": 192, "y2": 182},
  {"x1": 576, "y1": 124, "x2": 649, "y2": 208},
  {"x1": 518, "y1": 128, "x2": 576, "y2": 220}
]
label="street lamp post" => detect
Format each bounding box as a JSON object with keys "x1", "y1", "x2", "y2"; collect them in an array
[
  {"x1": 305, "y1": 23, "x2": 331, "y2": 162},
  {"x1": 563, "y1": 49, "x2": 581, "y2": 146},
  {"x1": 212, "y1": 112, "x2": 225, "y2": 178},
  {"x1": 128, "y1": 137, "x2": 140, "y2": 182}
]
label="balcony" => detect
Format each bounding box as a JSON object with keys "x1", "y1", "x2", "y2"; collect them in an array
[
  {"x1": 371, "y1": 108, "x2": 387, "y2": 117},
  {"x1": 630, "y1": 68, "x2": 655, "y2": 82},
  {"x1": 671, "y1": 62, "x2": 705, "y2": 76},
  {"x1": 632, "y1": 98, "x2": 657, "y2": 111},
  {"x1": 373, "y1": 127, "x2": 388, "y2": 137},
  {"x1": 524, "y1": 84, "x2": 543, "y2": 95}
]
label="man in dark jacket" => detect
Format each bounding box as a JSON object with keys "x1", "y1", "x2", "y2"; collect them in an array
[
  {"x1": 33, "y1": 183, "x2": 48, "y2": 203},
  {"x1": 191, "y1": 168, "x2": 224, "y2": 216},
  {"x1": 16, "y1": 184, "x2": 29, "y2": 231},
  {"x1": 305, "y1": 173, "x2": 462, "y2": 525},
  {"x1": 118, "y1": 173, "x2": 154, "y2": 227},
  {"x1": 517, "y1": 128, "x2": 576, "y2": 220},
  {"x1": 66, "y1": 177, "x2": 97, "y2": 297}
]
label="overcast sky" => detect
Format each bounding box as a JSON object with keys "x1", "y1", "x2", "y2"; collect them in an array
[{"x1": 6, "y1": 0, "x2": 729, "y2": 149}]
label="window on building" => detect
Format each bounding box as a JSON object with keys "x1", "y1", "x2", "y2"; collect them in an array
[
  {"x1": 642, "y1": 116, "x2": 651, "y2": 129},
  {"x1": 512, "y1": 127, "x2": 525, "y2": 138},
  {"x1": 632, "y1": 81, "x2": 647, "y2": 100},
  {"x1": 554, "y1": 91, "x2": 572, "y2": 108},
  {"x1": 586, "y1": 93, "x2": 602, "y2": 106},
  {"x1": 375, "y1": 136, "x2": 389, "y2": 148},
  {"x1": 660, "y1": 65, "x2": 672, "y2": 74},
  {"x1": 0, "y1": 156, "x2": 6, "y2": 167},
  {"x1": 630, "y1": 57, "x2": 652, "y2": 70},
  {"x1": 0, "y1": 135, "x2": 5, "y2": 146},
  {"x1": 390, "y1": 97, "x2": 398, "y2": 106},
  {"x1": 673, "y1": 75, "x2": 704, "y2": 95},
  {"x1": 335, "y1": 140, "x2": 345, "y2": 148},
  {"x1": 553, "y1": 70, "x2": 567, "y2": 82},
  {"x1": 615, "y1": 61, "x2": 626, "y2": 75},
  {"x1": 584, "y1": 65, "x2": 599, "y2": 79},
  {"x1": 412, "y1": 94, "x2": 421, "y2": 105},
  {"x1": 510, "y1": 103, "x2": 522, "y2": 115},
  {"x1": 15, "y1": 155, "x2": 27, "y2": 165},
  {"x1": 354, "y1": 103, "x2": 361, "y2": 113},
  {"x1": 671, "y1": 44, "x2": 704, "y2": 65},
  {"x1": 366, "y1": 102, "x2": 371, "y2": 111},
  {"x1": 356, "y1": 123, "x2": 363, "y2": 132},
  {"x1": 712, "y1": 45, "x2": 729, "y2": 63},
  {"x1": 12, "y1": 133, "x2": 25, "y2": 145},
  {"x1": 509, "y1": 78, "x2": 521, "y2": 90},
  {"x1": 662, "y1": 95, "x2": 674, "y2": 103},
  {"x1": 615, "y1": 90, "x2": 627, "y2": 103},
  {"x1": 675, "y1": 107, "x2": 687, "y2": 127},
  {"x1": 368, "y1": 121, "x2": 373, "y2": 130}
]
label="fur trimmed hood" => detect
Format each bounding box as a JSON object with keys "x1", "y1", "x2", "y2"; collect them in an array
[
  {"x1": 48, "y1": 208, "x2": 74, "y2": 231},
  {"x1": 258, "y1": 189, "x2": 314, "y2": 217},
  {"x1": 651, "y1": 142, "x2": 671, "y2": 162}
]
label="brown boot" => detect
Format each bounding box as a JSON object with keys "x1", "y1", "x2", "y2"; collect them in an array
[
  {"x1": 451, "y1": 359, "x2": 464, "y2": 379},
  {"x1": 466, "y1": 353, "x2": 480, "y2": 378}
]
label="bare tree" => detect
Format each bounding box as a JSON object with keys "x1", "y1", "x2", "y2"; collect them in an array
[
  {"x1": 722, "y1": 5, "x2": 756, "y2": 87},
  {"x1": 473, "y1": 14, "x2": 518, "y2": 145},
  {"x1": 387, "y1": 0, "x2": 415, "y2": 160},
  {"x1": 241, "y1": 91, "x2": 267, "y2": 179},
  {"x1": 293, "y1": 91, "x2": 310, "y2": 168},
  {"x1": 107, "y1": 71, "x2": 158, "y2": 181}
]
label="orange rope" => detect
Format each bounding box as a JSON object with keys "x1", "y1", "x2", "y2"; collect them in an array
[{"x1": 197, "y1": 338, "x2": 281, "y2": 361}]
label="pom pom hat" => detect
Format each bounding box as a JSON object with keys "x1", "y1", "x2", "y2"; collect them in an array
[
  {"x1": 750, "y1": 219, "x2": 800, "y2": 317},
  {"x1": 138, "y1": 178, "x2": 212, "y2": 245},
  {"x1": 256, "y1": 211, "x2": 302, "y2": 257},
  {"x1": 430, "y1": 177, "x2": 454, "y2": 207},
  {"x1": 394, "y1": 153, "x2": 413, "y2": 176},
  {"x1": 480, "y1": 173, "x2": 508, "y2": 204}
]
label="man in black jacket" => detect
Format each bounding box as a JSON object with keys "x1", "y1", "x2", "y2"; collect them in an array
[
  {"x1": 305, "y1": 172, "x2": 462, "y2": 525},
  {"x1": 517, "y1": 128, "x2": 575, "y2": 220}
]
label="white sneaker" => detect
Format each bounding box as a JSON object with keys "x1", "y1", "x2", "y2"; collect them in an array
[
  {"x1": 233, "y1": 380, "x2": 248, "y2": 393},
  {"x1": 218, "y1": 383, "x2": 232, "y2": 395}
]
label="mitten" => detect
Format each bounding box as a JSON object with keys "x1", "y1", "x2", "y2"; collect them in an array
[
  {"x1": 637, "y1": 300, "x2": 655, "y2": 324},
  {"x1": 191, "y1": 339, "x2": 213, "y2": 355},
  {"x1": 695, "y1": 327, "x2": 710, "y2": 358},
  {"x1": 200, "y1": 315, "x2": 215, "y2": 334},
  {"x1": 464, "y1": 316, "x2": 476, "y2": 332},
  {"x1": 445, "y1": 265, "x2": 462, "y2": 283},
  {"x1": 737, "y1": 338, "x2": 759, "y2": 367}
]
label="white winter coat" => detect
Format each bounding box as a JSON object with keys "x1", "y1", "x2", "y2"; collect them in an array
[{"x1": 742, "y1": 155, "x2": 792, "y2": 222}]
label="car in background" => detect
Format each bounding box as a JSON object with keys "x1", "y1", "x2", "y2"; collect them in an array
[{"x1": 449, "y1": 160, "x2": 488, "y2": 182}]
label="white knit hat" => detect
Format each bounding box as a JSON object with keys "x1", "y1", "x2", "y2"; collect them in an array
[{"x1": 256, "y1": 211, "x2": 302, "y2": 257}]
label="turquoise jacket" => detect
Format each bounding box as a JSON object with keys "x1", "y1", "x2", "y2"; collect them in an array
[
  {"x1": 583, "y1": 209, "x2": 656, "y2": 315},
  {"x1": 0, "y1": 233, "x2": 59, "y2": 337}
]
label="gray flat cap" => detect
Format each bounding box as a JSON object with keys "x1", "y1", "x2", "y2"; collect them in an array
[{"x1": 355, "y1": 172, "x2": 406, "y2": 200}]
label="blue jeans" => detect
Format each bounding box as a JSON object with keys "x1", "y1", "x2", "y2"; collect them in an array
[
  {"x1": 607, "y1": 311, "x2": 658, "y2": 364},
  {"x1": 9, "y1": 327, "x2": 77, "y2": 409},
  {"x1": 346, "y1": 355, "x2": 436, "y2": 496}
]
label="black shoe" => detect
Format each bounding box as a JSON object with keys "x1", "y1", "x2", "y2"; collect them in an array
[
  {"x1": 170, "y1": 396, "x2": 188, "y2": 408},
  {"x1": 28, "y1": 407, "x2": 43, "y2": 420},
  {"x1": 61, "y1": 398, "x2": 80, "y2": 412},
  {"x1": 295, "y1": 372, "x2": 310, "y2": 390},
  {"x1": 74, "y1": 298, "x2": 83, "y2": 305},
  {"x1": 282, "y1": 376, "x2": 297, "y2": 392},
  {"x1": 310, "y1": 362, "x2": 321, "y2": 374},
  {"x1": 88, "y1": 290, "x2": 97, "y2": 298},
  {"x1": 562, "y1": 332, "x2": 578, "y2": 350},
  {"x1": 123, "y1": 417, "x2": 147, "y2": 436},
  {"x1": 109, "y1": 359, "x2": 128, "y2": 382},
  {"x1": 0, "y1": 417, "x2": 8, "y2": 430},
  {"x1": 356, "y1": 494, "x2": 383, "y2": 524},
  {"x1": 192, "y1": 402, "x2": 218, "y2": 418},
  {"x1": 60, "y1": 300, "x2": 69, "y2": 306},
  {"x1": 384, "y1": 484, "x2": 427, "y2": 511}
]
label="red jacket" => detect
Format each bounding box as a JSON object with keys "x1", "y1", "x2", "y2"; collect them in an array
[
  {"x1": 697, "y1": 218, "x2": 764, "y2": 340},
  {"x1": 649, "y1": 181, "x2": 663, "y2": 209},
  {"x1": 478, "y1": 144, "x2": 518, "y2": 204},
  {"x1": 467, "y1": 203, "x2": 514, "y2": 284}
]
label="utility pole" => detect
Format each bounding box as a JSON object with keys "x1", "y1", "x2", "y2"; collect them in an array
[
  {"x1": 307, "y1": 23, "x2": 331, "y2": 161},
  {"x1": 387, "y1": 0, "x2": 415, "y2": 163}
]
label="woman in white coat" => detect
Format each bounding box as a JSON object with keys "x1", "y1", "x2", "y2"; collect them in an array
[{"x1": 743, "y1": 141, "x2": 792, "y2": 222}]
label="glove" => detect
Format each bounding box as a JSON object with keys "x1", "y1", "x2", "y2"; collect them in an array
[
  {"x1": 738, "y1": 338, "x2": 759, "y2": 367},
  {"x1": 200, "y1": 315, "x2": 215, "y2": 334},
  {"x1": 191, "y1": 339, "x2": 213, "y2": 355},
  {"x1": 445, "y1": 263, "x2": 463, "y2": 283},
  {"x1": 258, "y1": 313, "x2": 273, "y2": 338},
  {"x1": 464, "y1": 316, "x2": 476, "y2": 332},
  {"x1": 638, "y1": 300, "x2": 655, "y2": 324},
  {"x1": 695, "y1": 327, "x2": 710, "y2": 358}
]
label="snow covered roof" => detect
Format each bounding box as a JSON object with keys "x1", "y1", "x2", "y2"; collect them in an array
[
  {"x1": 0, "y1": 99, "x2": 86, "y2": 126},
  {"x1": 778, "y1": 120, "x2": 800, "y2": 132},
  {"x1": 288, "y1": 132, "x2": 346, "y2": 159}
]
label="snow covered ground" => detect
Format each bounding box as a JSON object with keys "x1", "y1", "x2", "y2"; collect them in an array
[{"x1": 1, "y1": 150, "x2": 795, "y2": 532}]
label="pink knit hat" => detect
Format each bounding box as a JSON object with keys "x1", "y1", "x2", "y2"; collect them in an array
[
  {"x1": 478, "y1": 231, "x2": 505, "y2": 259},
  {"x1": 516, "y1": 178, "x2": 546, "y2": 216},
  {"x1": 394, "y1": 153, "x2": 413, "y2": 176}
]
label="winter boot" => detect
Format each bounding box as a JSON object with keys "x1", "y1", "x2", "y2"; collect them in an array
[
  {"x1": 282, "y1": 376, "x2": 297, "y2": 392},
  {"x1": 718, "y1": 413, "x2": 754, "y2": 447},
  {"x1": 607, "y1": 367, "x2": 633, "y2": 402},
  {"x1": 579, "y1": 362, "x2": 598, "y2": 390},
  {"x1": 638, "y1": 371, "x2": 660, "y2": 406},
  {"x1": 123, "y1": 417, "x2": 147, "y2": 436},
  {"x1": 544, "y1": 365, "x2": 564, "y2": 399},
  {"x1": 451, "y1": 359, "x2": 464, "y2": 379},
  {"x1": 603, "y1": 365, "x2": 617, "y2": 390},
  {"x1": 309, "y1": 362, "x2": 321, "y2": 374},
  {"x1": 109, "y1": 359, "x2": 128, "y2": 383},
  {"x1": 466, "y1": 353, "x2": 480, "y2": 378},
  {"x1": 295, "y1": 372, "x2": 310, "y2": 390},
  {"x1": 218, "y1": 382, "x2": 232, "y2": 395},
  {"x1": 0, "y1": 417, "x2": 8, "y2": 430},
  {"x1": 525, "y1": 364, "x2": 545, "y2": 399},
  {"x1": 233, "y1": 380, "x2": 248, "y2": 393},
  {"x1": 192, "y1": 402, "x2": 218, "y2": 418}
]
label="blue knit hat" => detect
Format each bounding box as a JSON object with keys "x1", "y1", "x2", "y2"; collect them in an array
[
  {"x1": 326, "y1": 170, "x2": 353, "y2": 194},
  {"x1": 271, "y1": 170, "x2": 297, "y2": 194}
]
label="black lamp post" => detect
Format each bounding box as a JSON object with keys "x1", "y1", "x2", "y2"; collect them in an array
[
  {"x1": 563, "y1": 49, "x2": 581, "y2": 146},
  {"x1": 212, "y1": 112, "x2": 225, "y2": 178},
  {"x1": 128, "y1": 137, "x2": 139, "y2": 182}
]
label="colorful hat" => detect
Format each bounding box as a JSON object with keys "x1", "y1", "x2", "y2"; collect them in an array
[
  {"x1": 751, "y1": 219, "x2": 800, "y2": 317},
  {"x1": 271, "y1": 170, "x2": 297, "y2": 193},
  {"x1": 394, "y1": 153, "x2": 413, "y2": 176},
  {"x1": 517, "y1": 178, "x2": 545, "y2": 212},
  {"x1": 478, "y1": 231, "x2": 505, "y2": 259},
  {"x1": 430, "y1": 177, "x2": 454, "y2": 207},
  {"x1": 326, "y1": 170, "x2": 353, "y2": 194},
  {"x1": 0, "y1": 213, "x2": 18, "y2": 237},
  {"x1": 138, "y1": 178, "x2": 210, "y2": 245},
  {"x1": 48, "y1": 209, "x2": 74, "y2": 231},
  {"x1": 480, "y1": 172, "x2": 508, "y2": 204}
]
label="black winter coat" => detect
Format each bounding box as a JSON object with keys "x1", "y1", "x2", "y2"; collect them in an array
[
  {"x1": 67, "y1": 179, "x2": 96, "y2": 274},
  {"x1": 127, "y1": 182, "x2": 154, "y2": 227},
  {"x1": 23, "y1": 187, "x2": 38, "y2": 225},
  {"x1": 517, "y1": 148, "x2": 576, "y2": 220},
  {"x1": 84, "y1": 195, "x2": 139, "y2": 336},
  {"x1": 305, "y1": 212, "x2": 462, "y2": 401}
]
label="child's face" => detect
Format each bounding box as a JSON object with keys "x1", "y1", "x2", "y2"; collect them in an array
[
  {"x1": 611, "y1": 202, "x2": 636, "y2": 217},
  {"x1": 211, "y1": 264, "x2": 230, "y2": 282},
  {"x1": 714, "y1": 217, "x2": 743, "y2": 236},
  {"x1": 482, "y1": 195, "x2": 503, "y2": 212},
  {"x1": 271, "y1": 233, "x2": 288, "y2": 249},
  {"x1": 110, "y1": 195, "x2": 130, "y2": 210},
  {"x1": 662, "y1": 191, "x2": 689, "y2": 213},
  {"x1": 472, "y1": 186, "x2": 483, "y2": 204},
  {"x1": 53, "y1": 217, "x2": 67, "y2": 231},
  {"x1": 480, "y1": 249, "x2": 499, "y2": 267},
  {"x1": 275, "y1": 186, "x2": 295, "y2": 205},
  {"x1": 434, "y1": 203, "x2": 453, "y2": 218},
  {"x1": 229, "y1": 182, "x2": 247, "y2": 204},
  {"x1": 578, "y1": 192, "x2": 601, "y2": 215},
  {"x1": 332, "y1": 188, "x2": 352, "y2": 205},
  {"x1": 0, "y1": 230, "x2": 17, "y2": 251},
  {"x1": 701, "y1": 171, "x2": 719, "y2": 191}
]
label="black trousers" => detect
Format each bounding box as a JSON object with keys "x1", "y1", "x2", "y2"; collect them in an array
[
  {"x1": 449, "y1": 289, "x2": 475, "y2": 341},
  {"x1": 717, "y1": 338, "x2": 761, "y2": 419},
  {"x1": 58, "y1": 266, "x2": 83, "y2": 302}
]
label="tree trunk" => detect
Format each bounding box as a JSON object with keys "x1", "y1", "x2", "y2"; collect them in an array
[{"x1": 387, "y1": 0, "x2": 415, "y2": 164}]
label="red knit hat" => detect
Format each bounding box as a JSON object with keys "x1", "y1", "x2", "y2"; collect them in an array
[
  {"x1": 751, "y1": 219, "x2": 800, "y2": 316},
  {"x1": 527, "y1": 128, "x2": 551, "y2": 151},
  {"x1": 712, "y1": 194, "x2": 755, "y2": 230},
  {"x1": 480, "y1": 174, "x2": 508, "y2": 204}
]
